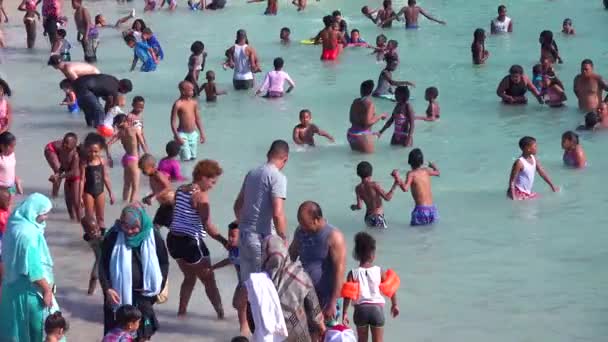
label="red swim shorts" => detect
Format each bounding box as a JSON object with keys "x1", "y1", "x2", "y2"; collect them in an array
[{"x1": 321, "y1": 48, "x2": 339, "y2": 61}]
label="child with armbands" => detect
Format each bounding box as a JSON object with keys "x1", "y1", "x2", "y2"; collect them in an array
[{"x1": 341, "y1": 232, "x2": 399, "y2": 342}]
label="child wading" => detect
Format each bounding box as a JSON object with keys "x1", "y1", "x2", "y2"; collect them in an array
[
  {"x1": 507, "y1": 136, "x2": 559, "y2": 200},
  {"x1": 391, "y1": 148, "x2": 440, "y2": 226}
]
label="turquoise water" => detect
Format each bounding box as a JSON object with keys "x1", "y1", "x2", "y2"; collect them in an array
[{"x1": 2, "y1": 0, "x2": 608, "y2": 340}]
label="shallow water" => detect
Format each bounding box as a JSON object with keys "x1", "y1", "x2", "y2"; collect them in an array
[{"x1": 2, "y1": 0, "x2": 608, "y2": 341}]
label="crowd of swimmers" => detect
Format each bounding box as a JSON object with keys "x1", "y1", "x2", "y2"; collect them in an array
[{"x1": 0, "y1": 0, "x2": 608, "y2": 342}]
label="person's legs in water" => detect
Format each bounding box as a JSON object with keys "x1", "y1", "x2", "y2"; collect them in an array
[
  {"x1": 43, "y1": 16, "x2": 58, "y2": 45},
  {"x1": 93, "y1": 192, "x2": 106, "y2": 228},
  {"x1": 44, "y1": 144, "x2": 62, "y2": 197},
  {"x1": 122, "y1": 155, "x2": 139, "y2": 202},
  {"x1": 64, "y1": 178, "x2": 81, "y2": 221},
  {"x1": 24, "y1": 16, "x2": 36, "y2": 48},
  {"x1": 356, "y1": 326, "x2": 369, "y2": 342},
  {"x1": 176, "y1": 259, "x2": 198, "y2": 317},
  {"x1": 232, "y1": 284, "x2": 250, "y2": 336},
  {"x1": 87, "y1": 238, "x2": 102, "y2": 294},
  {"x1": 196, "y1": 258, "x2": 224, "y2": 319}
]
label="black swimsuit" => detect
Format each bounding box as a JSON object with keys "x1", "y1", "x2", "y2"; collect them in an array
[
  {"x1": 84, "y1": 163, "x2": 104, "y2": 197},
  {"x1": 505, "y1": 77, "x2": 527, "y2": 97}
]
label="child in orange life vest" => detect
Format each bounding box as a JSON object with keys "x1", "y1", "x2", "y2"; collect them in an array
[{"x1": 341, "y1": 232, "x2": 399, "y2": 342}]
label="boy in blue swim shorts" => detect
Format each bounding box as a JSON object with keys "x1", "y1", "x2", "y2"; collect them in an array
[
  {"x1": 351, "y1": 161, "x2": 398, "y2": 229},
  {"x1": 391, "y1": 148, "x2": 440, "y2": 226},
  {"x1": 170, "y1": 80, "x2": 206, "y2": 161}
]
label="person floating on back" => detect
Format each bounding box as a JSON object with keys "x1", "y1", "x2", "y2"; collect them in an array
[
  {"x1": 350, "y1": 161, "x2": 397, "y2": 229},
  {"x1": 391, "y1": 148, "x2": 440, "y2": 226},
  {"x1": 507, "y1": 136, "x2": 559, "y2": 200}
]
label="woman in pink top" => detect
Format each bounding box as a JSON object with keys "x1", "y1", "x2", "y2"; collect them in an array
[
  {"x1": 0, "y1": 132, "x2": 22, "y2": 201},
  {"x1": 157, "y1": 140, "x2": 185, "y2": 181},
  {"x1": 256, "y1": 57, "x2": 295, "y2": 98},
  {"x1": 0, "y1": 79, "x2": 12, "y2": 134}
]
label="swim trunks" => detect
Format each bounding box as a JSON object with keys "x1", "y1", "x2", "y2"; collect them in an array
[
  {"x1": 410, "y1": 205, "x2": 438, "y2": 226},
  {"x1": 121, "y1": 154, "x2": 138, "y2": 168},
  {"x1": 364, "y1": 213, "x2": 387, "y2": 229},
  {"x1": 321, "y1": 48, "x2": 339, "y2": 61},
  {"x1": 177, "y1": 130, "x2": 199, "y2": 161},
  {"x1": 405, "y1": 24, "x2": 419, "y2": 29},
  {"x1": 511, "y1": 187, "x2": 538, "y2": 200},
  {"x1": 346, "y1": 127, "x2": 373, "y2": 144}
]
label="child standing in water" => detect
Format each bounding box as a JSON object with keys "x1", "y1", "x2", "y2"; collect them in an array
[
  {"x1": 125, "y1": 34, "x2": 158, "y2": 72},
  {"x1": 51, "y1": 29, "x2": 72, "y2": 61},
  {"x1": 201, "y1": 71, "x2": 227, "y2": 102},
  {"x1": 292, "y1": 109, "x2": 334, "y2": 146},
  {"x1": 561, "y1": 131, "x2": 586, "y2": 169},
  {"x1": 417, "y1": 86, "x2": 440, "y2": 121},
  {"x1": 138, "y1": 154, "x2": 175, "y2": 229},
  {"x1": 540, "y1": 75, "x2": 567, "y2": 107},
  {"x1": 142, "y1": 28, "x2": 164, "y2": 61},
  {"x1": 0, "y1": 132, "x2": 23, "y2": 203},
  {"x1": 109, "y1": 114, "x2": 148, "y2": 203},
  {"x1": 59, "y1": 79, "x2": 79, "y2": 114},
  {"x1": 256, "y1": 57, "x2": 295, "y2": 98},
  {"x1": 391, "y1": 148, "x2": 440, "y2": 226},
  {"x1": 45, "y1": 133, "x2": 81, "y2": 220},
  {"x1": 0, "y1": 79, "x2": 12, "y2": 134},
  {"x1": 342, "y1": 232, "x2": 399, "y2": 342},
  {"x1": 185, "y1": 41, "x2": 207, "y2": 97},
  {"x1": 171, "y1": 80, "x2": 206, "y2": 161},
  {"x1": 211, "y1": 223, "x2": 248, "y2": 333},
  {"x1": 158, "y1": 140, "x2": 185, "y2": 181},
  {"x1": 350, "y1": 161, "x2": 397, "y2": 228},
  {"x1": 507, "y1": 136, "x2": 559, "y2": 200},
  {"x1": 372, "y1": 57, "x2": 414, "y2": 99},
  {"x1": 561, "y1": 18, "x2": 575, "y2": 35},
  {"x1": 80, "y1": 133, "x2": 114, "y2": 229},
  {"x1": 280, "y1": 27, "x2": 290, "y2": 44},
  {"x1": 378, "y1": 86, "x2": 415, "y2": 146},
  {"x1": 471, "y1": 28, "x2": 489, "y2": 65}
]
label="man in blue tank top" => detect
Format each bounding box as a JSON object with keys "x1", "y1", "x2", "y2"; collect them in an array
[{"x1": 289, "y1": 201, "x2": 346, "y2": 326}]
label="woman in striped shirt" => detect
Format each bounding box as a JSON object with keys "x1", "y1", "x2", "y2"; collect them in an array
[{"x1": 166, "y1": 159, "x2": 229, "y2": 318}]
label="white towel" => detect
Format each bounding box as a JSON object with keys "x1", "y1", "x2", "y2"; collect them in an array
[
  {"x1": 246, "y1": 272, "x2": 288, "y2": 342},
  {"x1": 109, "y1": 230, "x2": 162, "y2": 309}
]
